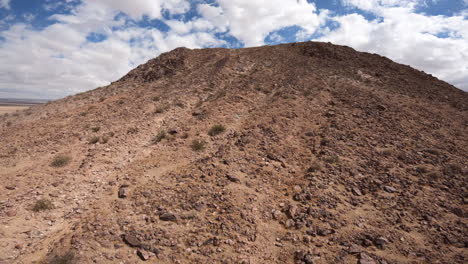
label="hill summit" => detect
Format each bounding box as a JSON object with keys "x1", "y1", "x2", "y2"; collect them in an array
[{"x1": 0, "y1": 42, "x2": 467, "y2": 263}]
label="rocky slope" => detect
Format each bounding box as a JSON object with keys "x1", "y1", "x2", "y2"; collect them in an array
[{"x1": 0, "y1": 42, "x2": 467, "y2": 264}]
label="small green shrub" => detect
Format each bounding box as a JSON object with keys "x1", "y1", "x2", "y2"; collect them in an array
[
  {"x1": 191, "y1": 139, "x2": 206, "y2": 151},
  {"x1": 323, "y1": 154, "x2": 339, "y2": 164},
  {"x1": 47, "y1": 251, "x2": 75, "y2": 264},
  {"x1": 152, "y1": 96, "x2": 160, "y2": 102},
  {"x1": 50, "y1": 154, "x2": 71, "y2": 167},
  {"x1": 6, "y1": 121, "x2": 12, "y2": 127},
  {"x1": 32, "y1": 199, "x2": 55, "y2": 212},
  {"x1": 91, "y1": 127, "x2": 100, "y2": 132},
  {"x1": 151, "y1": 131, "x2": 167, "y2": 144},
  {"x1": 101, "y1": 136, "x2": 110, "y2": 144},
  {"x1": 89, "y1": 136, "x2": 100, "y2": 144},
  {"x1": 117, "y1": 99, "x2": 124, "y2": 105},
  {"x1": 208, "y1": 124, "x2": 226, "y2": 136}
]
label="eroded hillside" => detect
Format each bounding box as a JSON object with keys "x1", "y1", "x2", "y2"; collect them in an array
[{"x1": 0, "y1": 42, "x2": 467, "y2": 264}]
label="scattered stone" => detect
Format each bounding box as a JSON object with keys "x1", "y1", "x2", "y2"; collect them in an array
[
  {"x1": 272, "y1": 210, "x2": 282, "y2": 220},
  {"x1": 294, "y1": 250, "x2": 314, "y2": 264},
  {"x1": 159, "y1": 213, "x2": 177, "y2": 222},
  {"x1": 451, "y1": 207, "x2": 464, "y2": 217},
  {"x1": 118, "y1": 186, "x2": 128, "y2": 198},
  {"x1": 285, "y1": 219, "x2": 295, "y2": 228},
  {"x1": 376, "y1": 104, "x2": 387, "y2": 111},
  {"x1": 287, "y1": 204, "x2": 298, "y2": 218},
  {"x1": 348, "y1": 244, "x2": 361, "y2": 254},
  {"x1": 325, "y1": 110, "x2": 335, "y2": 117},
  {"x1": 293, "y1": 185, "x2": 302, "y2": 193},
  {"x1": 137, "y1": 249, "x2": 154, "y2": 261},
  {"x1": 168, "y1": 129, "x2": 178, "y2": 135},
  {"x1": 202, "y1": 237, "x2": 220, "y2": 246},
  {"x1": 362, "y1": 239, "x2": 373, "y2": 247},
  {"x1": 352, "y1": 187, "x2": 362, "y2": 196},
  {"x1": 123, "y1": 234, "x2": 141, "y2": 248},
  {"x1": 28, "y1": 230, "x2": 44, "y2": 239},
  {"x1": 5, "y1": 209, "x2": 17, "y2": 217},
  {"x1": 5, "y1": 186, "x2": 15, "y2": 190},
  {"x1": 383, "y1": 186, "x2": 397, "y2": 193},
  {"x1": 304, "y1": 254, "x2": 314, "y2": 264},
  {"x1": 374, "y1": 237, "x2": 389, "y2": 249},
  {"x1": 226, "y1": 174, "x2": 240, "y2": 183},
  {"x1": 359, "y1": 252, "x2": 377, "y2": 264},
  {"x1": 192, "y1": 110, "x2": 204, "y2": 116},
  {"x1": 317, "y1": 228, "x2": 333, "y2": 236}
]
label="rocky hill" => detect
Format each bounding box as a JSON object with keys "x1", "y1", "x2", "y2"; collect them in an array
[{"x1": 0, "y1": 42, "x2": 467, "y2": 264}]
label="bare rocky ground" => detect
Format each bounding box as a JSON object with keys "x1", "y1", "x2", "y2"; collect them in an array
[{"x1": 0, "y1": 42, "x2": 467, "y2": 264}]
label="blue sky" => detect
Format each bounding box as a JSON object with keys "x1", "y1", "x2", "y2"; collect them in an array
[{"x1": 0, "y1": 0, "x2": 467, "y2": 99}]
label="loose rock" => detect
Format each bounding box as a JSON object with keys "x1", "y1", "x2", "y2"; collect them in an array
[
  {"x1": 122, "y1": 234, "x2": 141, "y2": 248},
  {"x1": 359, "y1": 252, "x2": 377, "y2": 264},
  {"x1": 383, "y1": 186, "x2": 397, "y2": 193},
  {"x1": 137, "y1": 249, "x2": 153, "y2": 261},
  {"x1": 118, "y1": 186, "x2": 128, "y2": 198},
  {"x1": 159, "y1": 213, "x2": 177, "y2": 222}
]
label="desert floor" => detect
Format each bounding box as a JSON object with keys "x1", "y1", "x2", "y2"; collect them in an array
[{"x1": 0, "y1": 105, "x2": 30, "y2": 115}]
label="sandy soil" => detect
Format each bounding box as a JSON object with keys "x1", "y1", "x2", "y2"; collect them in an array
[{"x1": 0, "y1": 106, "x2": 30, "y2": 115}]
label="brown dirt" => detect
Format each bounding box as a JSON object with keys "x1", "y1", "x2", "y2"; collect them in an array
[{"x1": 0, "y1": 41, "x2": 467, "y2": 264}]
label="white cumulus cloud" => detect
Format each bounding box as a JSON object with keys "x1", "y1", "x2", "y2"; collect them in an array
[
  {"x1": 0, "y1": 0, "x2": 11, "y2": 10},
  {"x1": 0, "y1": 0, "x2": 221, "y2": 99},
  {"x1": 197, "y1": 0, "x2": 327, "y2": 46},
  {"x1": 320, "y1": 4, "x2": 468, "y2": 90}
]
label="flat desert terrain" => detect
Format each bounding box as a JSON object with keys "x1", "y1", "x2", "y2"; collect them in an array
[{"x1": 0, "y1": 105, "x2": 30, "y2": 115}]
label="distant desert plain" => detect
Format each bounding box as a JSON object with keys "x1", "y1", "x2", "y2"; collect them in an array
[
  {"x1": 0, "y1": 106, "x2": 30, "y2": 115},
  {"x1": 0, "y1": 98, "x2": 47, "y2": 115}
]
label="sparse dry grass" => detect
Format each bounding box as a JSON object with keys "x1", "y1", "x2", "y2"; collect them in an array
[
  {"x1": 208, "y1": 124, "x2": 226, "y2": 136},
  {"x1": 152, "y1": 130, "x2": 167, "y2": 144},
  {"x1": 89, "y1": 136, "x2": 100, "y2": 144},
  {"x1": 307, "y1": 160, "x2": 322, "y2": 172},
  {"x1": 154, "y1": 106, "x2": 168, "y2": 114},
  {"x1": 323, "y1": 154, "x2": 339, "y2": 164},
  {"x1": 101, "y1": 136, "x2": 110, "y2": 144},
  {"x1": 50, "y1": 154, "x2": 71, "y2": 167},
  {"x1": 191, "y1": 139, "x2": 206, "y2": 151},
  {"x1": 47, "y1": 251, "x2": 76, "y2": 264},
  {"x1": 32, "y1": 199, "x2": 55, "y2": 212}
]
